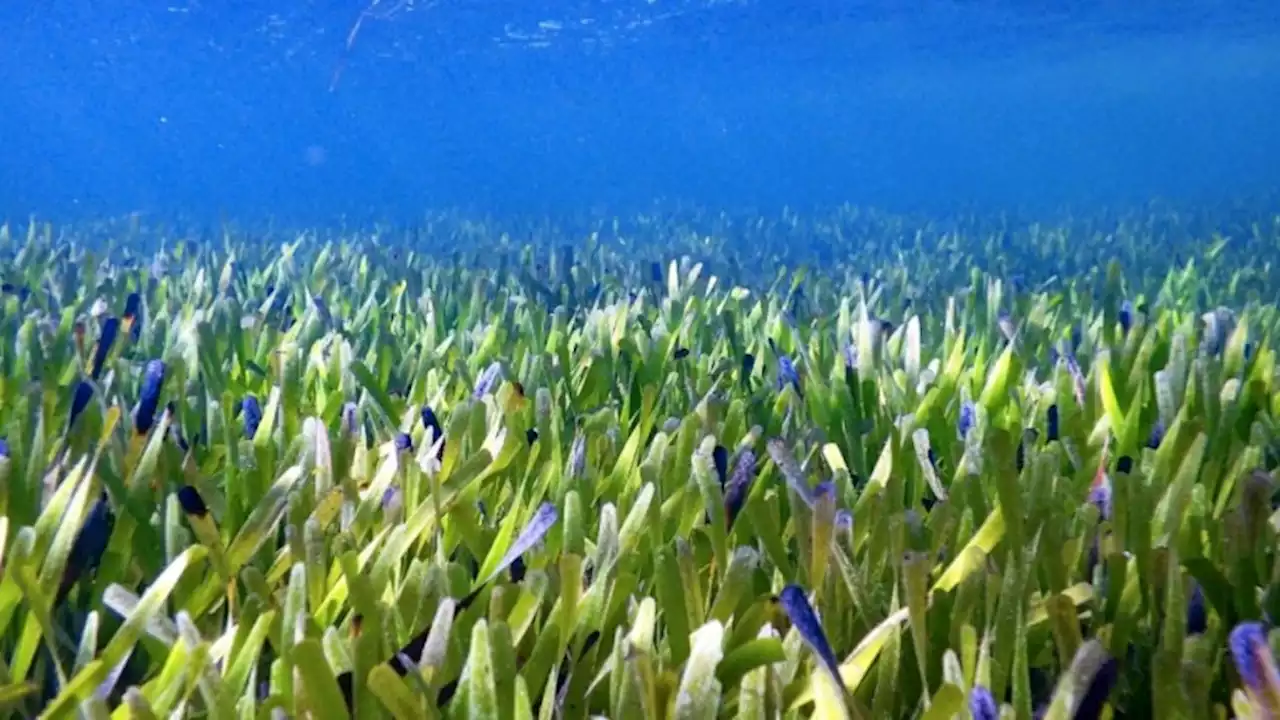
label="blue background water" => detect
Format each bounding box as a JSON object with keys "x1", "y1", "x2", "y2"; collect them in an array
[{"x1": 1, "y1": 1, "x2": 1277, "y2": 224}]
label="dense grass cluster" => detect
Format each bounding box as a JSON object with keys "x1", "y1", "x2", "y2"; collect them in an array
[{"x1": 2, "y1": 203, "x2": 1280, "y2": 719}]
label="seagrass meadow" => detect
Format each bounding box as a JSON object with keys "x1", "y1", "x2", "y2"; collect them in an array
[{"x1": 4, "y1": 203, "x2": 1280, "y2": 720}]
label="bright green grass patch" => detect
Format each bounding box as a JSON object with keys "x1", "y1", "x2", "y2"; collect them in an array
[{"x1": 1, "y1": 206, "x2": 1280, "y2": 719}]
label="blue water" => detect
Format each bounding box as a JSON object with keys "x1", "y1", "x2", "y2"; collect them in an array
[{"x1": 2, "y1": 1, "x2": 1277, "y2": 224}]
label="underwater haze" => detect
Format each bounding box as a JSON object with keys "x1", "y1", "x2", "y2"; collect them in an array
[{"x1": 2, "y1": 0, "x2": 1279, "y2": 222}]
